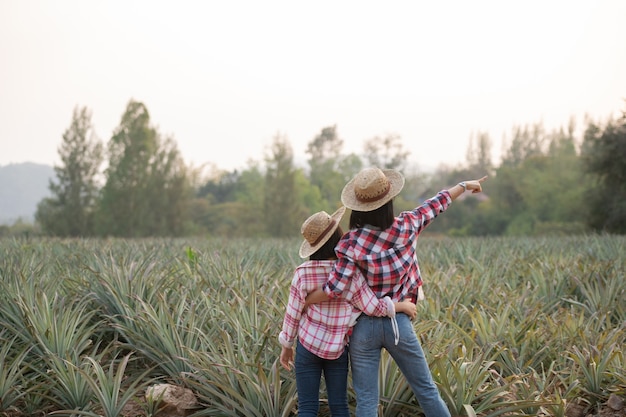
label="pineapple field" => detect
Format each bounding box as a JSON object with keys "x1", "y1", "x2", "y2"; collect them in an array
[{"x1": 0, "y1": 235, "x2": 624, "y2": 417}]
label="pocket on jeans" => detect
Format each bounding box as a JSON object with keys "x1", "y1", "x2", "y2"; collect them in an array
[{"x1": 349, "y1": 315, "x2": 374, "y2": 346}]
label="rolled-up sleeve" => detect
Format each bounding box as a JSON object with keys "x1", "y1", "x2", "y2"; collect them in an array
[{"x1": 278, "y1": 276, "x2": 305, "y2": 348}]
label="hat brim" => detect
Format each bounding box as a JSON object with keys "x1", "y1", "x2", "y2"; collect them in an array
[
  {"x1": 341, "y1": 169, "x2": 405, "y2": 211},
  {"x1": 298, "y1": 206, "x2": 346, "y2": 258}
]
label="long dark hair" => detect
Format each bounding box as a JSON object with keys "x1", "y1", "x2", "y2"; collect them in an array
[
  {"x1": 349, "y1": 200, "x2": 395, "y2": 230},
  {"x1": 310, "y1": 227, "x2": 344, "y2": 261}
]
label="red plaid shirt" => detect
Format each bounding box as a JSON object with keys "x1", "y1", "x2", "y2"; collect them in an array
[
  {"x1": 279, "y1": 260, "x2": 392, "y2": 360},
  {"x1": 324, "y1": 190, "x2": 452, "y2": 304}
]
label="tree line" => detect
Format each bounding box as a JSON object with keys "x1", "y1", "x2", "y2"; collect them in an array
[{"x1": 32, "y1": 98, "x2": 626, "y2": 238}]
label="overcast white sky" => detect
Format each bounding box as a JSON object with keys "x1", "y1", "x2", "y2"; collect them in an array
[{"x1": 1, "y1": 1, "x2": 625, "y2": 173}]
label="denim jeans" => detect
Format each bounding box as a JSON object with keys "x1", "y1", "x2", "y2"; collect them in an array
[
  {"x1": 295, "y1": 340, "x2": 350, "y2": 417},
  {"x1": 348, "y1": 314, "x2": 451, "y2": 417}
]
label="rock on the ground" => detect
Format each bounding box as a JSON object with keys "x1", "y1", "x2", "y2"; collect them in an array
[
  {"x1": 145, "y1": 383, "x2": 198, "y2": 417},
  {"x1": 607, "y1": 394, "x2": 624, "y2": 411}
]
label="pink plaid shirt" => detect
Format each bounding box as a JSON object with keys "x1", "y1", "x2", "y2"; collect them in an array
[
  {"x1": 279, "y1": 260, "x2": 392, "y2": 360},
  {"x1": 324, "y1": 190, "x2": 452, "y2": 304}
]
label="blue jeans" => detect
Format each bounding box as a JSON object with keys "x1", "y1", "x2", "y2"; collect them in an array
[
  {"x1": 348, "y1": 314, "x2": 451, "y2": 417},
  {"x1": 295, "y1": 340, "x2": 350, "y2": 417}
]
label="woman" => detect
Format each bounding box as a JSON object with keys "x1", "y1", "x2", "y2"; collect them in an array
[{"x1": 313, "y1": 167, "x2": 486, "y2": 417}]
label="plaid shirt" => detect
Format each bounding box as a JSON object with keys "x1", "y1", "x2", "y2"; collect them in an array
[
  {"x1": 279, "y1": 260, "x2": 392, "y2": 360},
  {"x1": 324, "y1": 190, "x2": 452, "y2": 304}
]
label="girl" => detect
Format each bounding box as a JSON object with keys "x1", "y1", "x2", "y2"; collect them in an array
[{"x1": 311, "y1": 167, "x2": 487, "y2": 417}]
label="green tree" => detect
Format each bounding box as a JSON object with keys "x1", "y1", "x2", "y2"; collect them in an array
[
  {"x1": 263, "y1": 133, "x2": 303, "y2": 237},
  {"x1": 192, "y1": 163, "x2": 267, "y2": 237},
  {"x1": 486, "y1": 122, "x2": 590, "y2": 236},
  {"x1": 232, "y1": 163, "x2": 266, "y2": 236},
  {"x1": 306, "y1": 125, "x2": 346, "y2": 211},
  {"x1": 336, "y1": 153, "x2": 365, "y2": 186},
  {"x1": 501, "y1": 123, "x2": 546, "y2": 167},
  {"x1": 466, "y1": 130, "x2": 494, "y2": 177},
  {"x1": 363, "y1": 133, "x2": 409, "y2": 170},
  {"x1": 143, "y1": 136, "x2": 192, "y2": 236},
  {"x1": 485, "y1": 122, "x2": 548, "y2": 235},
  {"x1": 522, "y1": 123, "x2": 588, "y2": 230},
  {"x1": 96, "y1": 99, "x2": 191, "y2": 237},
  {"x1": 581, "y1": 111, "x2": 626, "y2": 233},
  {"x1": 198, "y1": 170, "x2": 241, "y2": 204},
  {"x1": 35, "y1": 106, "x2": 103, "y2": 236}
]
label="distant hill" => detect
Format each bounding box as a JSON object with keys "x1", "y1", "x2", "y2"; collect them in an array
[{"x1": 0, "y1": 162, "x2": 55, "y2": 225}]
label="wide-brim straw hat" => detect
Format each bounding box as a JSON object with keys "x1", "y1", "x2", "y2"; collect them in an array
[
  {"x1": 341, "y1": 167, "x2": 405, "y2": 211},
  {"x1": 299, "y1": 206, "x2": 346, "y2": 258}
]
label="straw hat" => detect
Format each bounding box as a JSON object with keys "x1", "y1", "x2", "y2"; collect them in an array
[
  {"x1": 341, "y1": 167, "x2": 405, "y2": 211},
  {"x1": 299, "y1": 206, "x2": 346, "y2": 258}
]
